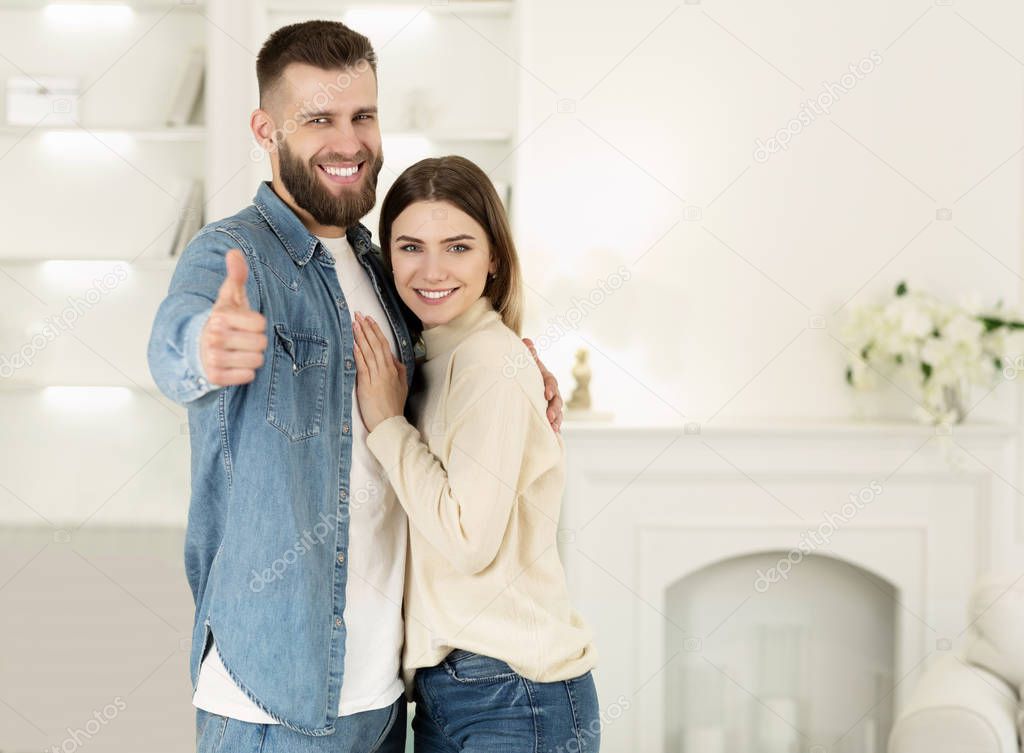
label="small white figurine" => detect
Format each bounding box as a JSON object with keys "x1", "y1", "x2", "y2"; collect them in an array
[{"x1": 565, "y1": 348, "x2": 612, "y2": 422}]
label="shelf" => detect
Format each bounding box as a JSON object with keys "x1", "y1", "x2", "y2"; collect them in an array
[
  {"x1": 386, "y1": 129, "x2": 513, "y2": 142},
  {"x1": 269, "y1": 0, "x2": 512, "y2": 16},
  {"x1": 0, "y1": 383, "x2": 161, "y2": 393},
  {"x1": 132, "y1": 258, "x2": 180, "y2": 270},
  {"x1": 0, "y1": 0, "x2": 206, "y2": 10},
  {"x1": 0, "y1": 124, "x2": 205, "y2": 142},
  {"x1": 0, "y1": 258, "x2": 179, "y2": 270},
  {"x1": 427, "y1": 1, "x2": 513, "y2": 15},
  {"x1": 0, "y1": 384, "x2": 183, "y2": 411}
]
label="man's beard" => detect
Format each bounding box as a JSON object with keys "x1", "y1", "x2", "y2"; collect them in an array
[{"x1": 278, "y1": 139, "x2": 384, "y2": 230}]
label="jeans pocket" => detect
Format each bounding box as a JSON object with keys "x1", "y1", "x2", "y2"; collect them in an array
[
  {"x1": 367, "y1": 698, "x2": 404, "y2": 753},
  {"x1": 443, "y1": 651, "x2": 518, "y2": 684},
  {"x1": 196, "y1": 708, "x2": 212, "y2": 741},
  {"x1": 566, "y1": 671, "x2": 601, "y2": 753},
  {"x1": 195, "y1": 710, "x2": 228, "y2": 753},
  {"x1": 266, "y1": 324, "x2": 329, "y2": 441}
]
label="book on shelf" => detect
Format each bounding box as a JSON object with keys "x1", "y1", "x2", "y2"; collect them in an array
[
  {"x1": 168, "y1": 180, "x2": 205, "y2": 258},
  {"x1": 166, "y1": 48, "x2": 205, "y2": 127},
  {"x1": 492, "y1": 180, "x2": 511, "y2": 212}
]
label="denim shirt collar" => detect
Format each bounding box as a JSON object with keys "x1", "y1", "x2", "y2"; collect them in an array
[{"x1": 253, "y1": 181, "x2": 374, "y2": 266}]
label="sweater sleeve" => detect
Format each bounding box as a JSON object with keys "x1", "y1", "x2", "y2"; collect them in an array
[{"x1": 366, "y1": 363, "x2": 531, "y2": 575}]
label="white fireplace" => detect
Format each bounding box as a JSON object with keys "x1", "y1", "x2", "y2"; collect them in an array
[
  {"x1": 663, "y1": 552, "x2": 896, "y2": 753},
  {"x1": 559, "y1": 419, "x2": 1021, "y2": 753}
]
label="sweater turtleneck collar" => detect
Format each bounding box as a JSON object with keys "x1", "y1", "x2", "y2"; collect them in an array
[{"x1": 420, "y1": 295, "x2": 500, "y2": 360}]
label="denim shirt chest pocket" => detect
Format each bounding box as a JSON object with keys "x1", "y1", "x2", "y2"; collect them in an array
[{"x1": 267, "y1": 323, "x2": 330, "y2": 441}]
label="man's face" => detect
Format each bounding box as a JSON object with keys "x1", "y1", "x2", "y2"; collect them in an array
[{"x1": 270, "y1": 62, "x2": 383, "y2": 230}]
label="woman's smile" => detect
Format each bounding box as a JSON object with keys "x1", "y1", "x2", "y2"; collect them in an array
[{"x1": 413, "y1": 286, "x2": 460, "y2": 305}]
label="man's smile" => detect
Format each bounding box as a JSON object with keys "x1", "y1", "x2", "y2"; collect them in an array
[{"x1": 318, "y1": 161, "x2": 365, "y2": 185}]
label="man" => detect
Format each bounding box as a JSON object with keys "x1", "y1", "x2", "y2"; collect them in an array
[{"x1": 147, "y1": 20, "x2": 563, "y2": 753}]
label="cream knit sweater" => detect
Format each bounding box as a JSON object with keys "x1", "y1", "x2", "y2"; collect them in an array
[{"x1": 366, "y1": 295, "x2": 596, "y2": 693}]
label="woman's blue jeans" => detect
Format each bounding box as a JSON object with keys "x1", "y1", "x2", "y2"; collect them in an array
[{"x1": 411, "y1": 650, "x2": 600, "y2": 753}]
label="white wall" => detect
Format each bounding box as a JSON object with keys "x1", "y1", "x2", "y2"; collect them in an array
[{"x1": 512, "y1": 0, "x2": 1024, "y2": 426}]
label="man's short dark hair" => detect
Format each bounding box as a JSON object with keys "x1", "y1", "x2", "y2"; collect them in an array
[{"x1": 256, "y1": 20, "x2": 377, "y2": 109}]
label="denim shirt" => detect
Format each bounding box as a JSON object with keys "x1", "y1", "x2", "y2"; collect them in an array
[{"x1": 147, "y1": 182, "x2": 416, "y2": 736}]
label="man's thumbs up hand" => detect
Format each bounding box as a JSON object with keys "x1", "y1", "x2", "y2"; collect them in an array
[
  {"x1": 214, "y1": 248, "x2": 252, "y2": 311},
  {"x1": 200, "y1": 249, "x2": 268, "y2": 386}
]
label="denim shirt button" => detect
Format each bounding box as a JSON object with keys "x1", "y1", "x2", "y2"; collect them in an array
[
  {"x1": 345, "y1": 359, "x2": 353, "y2": 370},
  {"x1": 340, "y1": 489, "x2": 348, "y2": 500},
  {"x1": 335, "y1": 616, "x2": 343, "y2": 628},
  {"x1": 337, "y1": 552, "x2": 345, "y2": 565},
  {"x1": 342, "y1": 423, "x2": 350, "y2": 434},
  {"x1": 400, "y1": 338, "x2": 407, "y2": 347}
]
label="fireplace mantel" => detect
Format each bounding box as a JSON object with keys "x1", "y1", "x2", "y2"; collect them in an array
[
  {"x1": 558, "y1": 417, "x2": 1022, "y2": 753},
  {"x1": 563, "y1": 417, "x2": 1019, "y2": 440}
]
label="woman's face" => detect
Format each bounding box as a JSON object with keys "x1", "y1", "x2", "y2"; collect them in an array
[{"x1": 388, "y1": 200, "x2": 496, "y2": 330}]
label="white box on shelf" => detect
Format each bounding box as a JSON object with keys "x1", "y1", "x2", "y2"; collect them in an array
[{"x1": 5, "y1": 76, "x2": 80, "y2": 126}]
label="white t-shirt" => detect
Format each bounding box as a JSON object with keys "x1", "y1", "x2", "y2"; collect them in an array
[{"x1": 192, "y1": 233, "x2": 407, "y2": 721}]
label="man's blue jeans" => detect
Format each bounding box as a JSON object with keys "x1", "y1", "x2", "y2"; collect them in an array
[
  {"x1": 195, "y1": 696, "x2": 406, "y2": 753},
  {"x1": 411, "y1": 650, "x2": 600, "y2": 753}
]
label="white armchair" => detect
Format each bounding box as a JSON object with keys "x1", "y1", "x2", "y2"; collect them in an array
[{"x1": 889, "y1": 574, "x2": 1024, "y2": 753}]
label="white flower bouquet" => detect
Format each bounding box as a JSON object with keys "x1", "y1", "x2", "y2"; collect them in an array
[{"x1": 842, "y1": 281, "x2": 1024, "y2": 424}]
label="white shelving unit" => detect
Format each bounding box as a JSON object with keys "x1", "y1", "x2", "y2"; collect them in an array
[
  {"x1": 0, "y1": 0, "x2": 203, "y2": 620},
  {"x1": 0, "y1": 0, "x2": 208, "y2": 397}
]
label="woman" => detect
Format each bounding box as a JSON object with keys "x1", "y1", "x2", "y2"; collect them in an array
[{"x1": 351, "y1": 155, "x2": 599, "y2": 752}]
